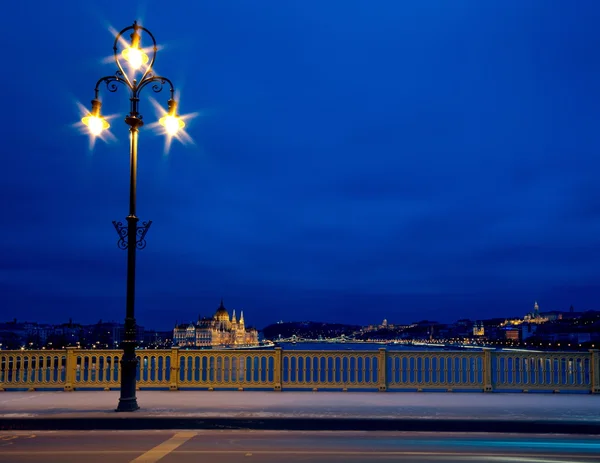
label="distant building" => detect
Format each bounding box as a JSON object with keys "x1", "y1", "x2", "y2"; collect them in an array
[
  {"x1": 473, "y1": 321, "x2": 485, "y2": 337},
  {"x1": 112, "y1": 324, "x2": 145, "y2": 345},
  {"x1": 538, "y1": 311, "x2": 563, "y2": 322},
  {"x1": 520, "y1": 323, "x2": 538, "y2": 340},
  {"x1": 504, "y1": 327, "x2": 520, "y2": 341},
  {"x1": 523, "y1": 301, "x2": 550, "y2": 324},
  {"x1": 173, "y1": 299, "x2": 259, "y2": 348},
  {"x1": 143, "y1": 330, "x2": 173, "y2": 346}
]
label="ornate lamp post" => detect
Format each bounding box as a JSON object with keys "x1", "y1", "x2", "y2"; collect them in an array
[{"x1": 81, "y1": 21, "x2": 184, "y2": 412}]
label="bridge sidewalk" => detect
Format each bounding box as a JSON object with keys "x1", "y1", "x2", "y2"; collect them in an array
[{"x1": 1, "y1": 391, "x2": 600, "y2": 433}]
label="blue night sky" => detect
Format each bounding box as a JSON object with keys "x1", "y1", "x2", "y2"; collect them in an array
[{"x1": 2, "y1": 1, "x2": 600, "y2": 330}]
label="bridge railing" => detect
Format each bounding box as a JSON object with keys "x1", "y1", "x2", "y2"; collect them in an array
[{"x1": 1, "y1": 348, "x2": 598, "y2": 393}]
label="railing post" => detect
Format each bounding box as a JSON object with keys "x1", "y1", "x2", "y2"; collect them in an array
[
  {"x1": 169, "y1": 347, "x2": 180, "y2": 391},
  {"x1": 482, "y1": 348, "x2": 493, "y2": 392},
  {"x1": 378, "y1": 348, "x2": 387, "y2": 391},
  {"x1": 590, "y1": 349, "x2": 599, "y2": 394},
  {"x1": 0, "y1": 353, "x2": 6, "y2": 391},
  {"x1": 274, "y1": 347, "x2": 282, "y2": 391},
  {"x1": 64, "y1": 347, "x2": 76, "y2": 392}
]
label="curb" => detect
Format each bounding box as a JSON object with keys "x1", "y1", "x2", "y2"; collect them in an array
[{"x1": 2, "y1": 417, "x2": 600, "y2": 434}]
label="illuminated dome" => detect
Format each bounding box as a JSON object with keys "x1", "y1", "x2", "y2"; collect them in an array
[{"x1": 214, "y1": 299, "x2": 230, "y2": 322}]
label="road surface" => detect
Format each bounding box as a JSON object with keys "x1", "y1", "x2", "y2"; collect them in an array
[{"x1": 1, "y1": 430, "x2": 599, "y2": 462}]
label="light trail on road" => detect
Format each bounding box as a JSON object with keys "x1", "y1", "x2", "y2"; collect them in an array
[{"x1": 0, "y1": 430, "x2": 598, "y2": 463}]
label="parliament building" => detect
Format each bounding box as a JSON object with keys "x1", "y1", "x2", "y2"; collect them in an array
[{"x1": 172, "y1": 299, "x2": 259, "y2": 348}]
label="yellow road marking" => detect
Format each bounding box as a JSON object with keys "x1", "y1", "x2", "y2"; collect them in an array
[{"x1": 129, "y1": 432, "x2": 197, "y2": 463}]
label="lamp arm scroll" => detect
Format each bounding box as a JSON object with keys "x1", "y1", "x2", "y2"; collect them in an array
[
  {"x1": 136, "y1": 75, "x2": 175, "y2": 99},
  {"x1": 94, "y1": 74, "x2": 132, "y2": 99}
]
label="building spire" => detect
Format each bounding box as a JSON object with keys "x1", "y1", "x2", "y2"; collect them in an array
[
  {"x1": 219, "y1": 297, "x2": 225, "y2": 309},
  {"x1": 240, "y1": 310, "x2": 245, "y2": 325},
  {"x1": 232, "y1": 309, "x2": 237, "y2": 323}
]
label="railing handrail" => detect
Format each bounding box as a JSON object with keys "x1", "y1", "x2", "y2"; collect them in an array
[{"x1": 1, "y1": 348, "x2": 598, "y2": 394}]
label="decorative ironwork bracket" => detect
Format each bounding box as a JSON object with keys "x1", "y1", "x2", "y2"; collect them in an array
[{"x1": 112, "y1": 220, "x2": 153, "y2": 250}]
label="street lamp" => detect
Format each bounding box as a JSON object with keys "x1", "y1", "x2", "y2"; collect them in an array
[{"x1": 81, "y1": 21, "x2": 184, "y2": 412}]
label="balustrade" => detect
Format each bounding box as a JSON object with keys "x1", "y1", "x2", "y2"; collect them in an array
[{"x1": 1, "y1": 347, "x2": 598, "y2": 393}]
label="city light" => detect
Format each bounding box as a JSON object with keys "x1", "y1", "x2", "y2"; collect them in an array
[
  {"x1": 121, "y1": 46, "x2": 148, "y2": 70},
  {"x1": 81, "y1": 99, "x2": 110, "y2": 136},
  {"x1": 82, "y1": 115, "x2": 109, "y2": 136},
  {"x1": 120, "y1": 26, "x2": 149, "y2": 70},
  {"x1": 160, "y1": 113, "x2": 184, "y2": 136}
]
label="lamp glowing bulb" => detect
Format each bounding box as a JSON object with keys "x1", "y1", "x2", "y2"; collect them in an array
[
  {"x1": 122, "y1": 46, "x2": 148, "y2": 70},
  {"x1": 121, "y1": 28, "x2": 149, "y2": 70},
  {"x1": 162, "y1": 115, "x2": 184, "y2": 135},
  {"x1": 82, "y1": 99, "x2": 109, "y2": 136},
  {"x1": 159, "y1": 99, "x2": 185, "y2": 135},
  {"x1": 85, "y1": 115, "x2": 108, "y2": 136}
]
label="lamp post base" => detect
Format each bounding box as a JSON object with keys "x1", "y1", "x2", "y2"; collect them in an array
[
  {"x1": 116, "y1": 397, "x2": 140, "y2": 412},
  {"x1": 117, "y1": 344, "x2": 139, "y2": 412}
]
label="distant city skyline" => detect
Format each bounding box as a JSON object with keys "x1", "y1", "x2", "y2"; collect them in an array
[
  {"x1": 3, "y1": 299, "x2": 597, "y2": 352},
  {"x1": 3, "y1": 1, "x2": 600, "y2": 330},
  {"x1": 0, "y1": 298, "x2": 587, "y2": 332}
]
